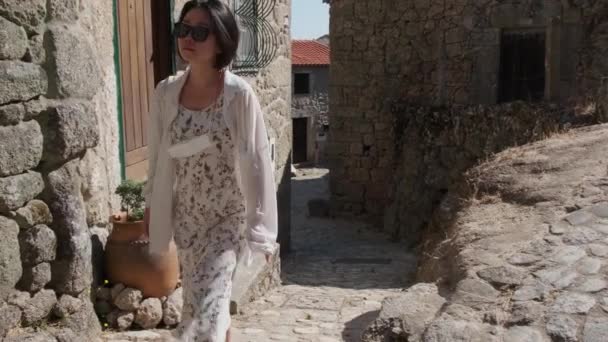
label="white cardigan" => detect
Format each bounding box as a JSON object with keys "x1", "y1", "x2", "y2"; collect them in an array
[{"x1": 143, "y1": 68, "x2": 278, "y2": 264}]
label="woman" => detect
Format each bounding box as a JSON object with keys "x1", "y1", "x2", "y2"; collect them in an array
[{"x1": 142, "y1": 1, "x2": 278, "y2": 341}]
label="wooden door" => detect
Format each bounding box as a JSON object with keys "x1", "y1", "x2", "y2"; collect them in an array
[{"x1": 117, "y1": 0, "x2": 172, "y2": 180}]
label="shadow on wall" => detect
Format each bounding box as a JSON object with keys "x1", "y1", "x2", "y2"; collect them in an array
[{"x1": 277, "y1": 150, "x2": 292, "y2": 256}]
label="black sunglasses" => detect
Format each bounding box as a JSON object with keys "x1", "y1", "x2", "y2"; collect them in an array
[{"x1": 174, "y1": 22, "x2": 210, "y2": 42}]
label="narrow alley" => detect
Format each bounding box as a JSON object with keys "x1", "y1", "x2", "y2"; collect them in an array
[{"x1": 231, "y1": 168, "x2": 416, "y2": 341}]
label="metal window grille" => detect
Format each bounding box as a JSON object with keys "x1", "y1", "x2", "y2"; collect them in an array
[{"x1": 232, "y1": 0, "x2": 278, "y2": 74}]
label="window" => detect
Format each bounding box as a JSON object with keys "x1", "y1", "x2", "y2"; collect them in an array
[
  {"x1": 294, "y1": 73, "x2": 310, "y2": 95},
  {"x1": 498, "y1": 31, "x2": 546, "y2": 103},
  {"x1": 231, "y1": 0, "x2": 278, "y2": 74}
]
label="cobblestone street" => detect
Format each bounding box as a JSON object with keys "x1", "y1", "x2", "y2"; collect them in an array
[{"x1": 231, "y1": 168, "x2": 417, "y2": 341}]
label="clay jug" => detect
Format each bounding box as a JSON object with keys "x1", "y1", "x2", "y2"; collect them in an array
[{"x1": 104, "y1": 212, "x2": 180, "y2": 298}]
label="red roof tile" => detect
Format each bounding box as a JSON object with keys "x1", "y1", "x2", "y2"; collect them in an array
[{"x1": 292, "y1": 40, "x2": 330, "y2": 66}]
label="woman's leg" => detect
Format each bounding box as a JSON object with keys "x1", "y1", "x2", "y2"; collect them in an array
[{"x1": 174, "y1": 245, "x2": 237, "y2": 342}]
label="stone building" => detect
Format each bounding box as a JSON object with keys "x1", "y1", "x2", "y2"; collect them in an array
[
  {"x1": 325, "y1": 0, "x2": 608, "y2": 242},
  {"x1": 0, "y1": 0, "x2": 291, "y2": 339},
  {"x1": 291, "y1": 39, "x2": 330, "y2": 164}
]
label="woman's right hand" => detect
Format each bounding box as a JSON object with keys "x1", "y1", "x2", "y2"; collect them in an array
[{"x1": 144, "y1": 207, "x2": 151, "y2": 238}]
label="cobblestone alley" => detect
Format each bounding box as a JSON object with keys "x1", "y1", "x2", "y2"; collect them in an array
[{"x1": 231, "y1": 168, "x2": 416, "y2": 341}]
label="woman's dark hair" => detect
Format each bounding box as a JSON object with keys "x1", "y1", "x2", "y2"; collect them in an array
[{"x1": 177, "y1": 0, "x2": 240, "y2": 69}]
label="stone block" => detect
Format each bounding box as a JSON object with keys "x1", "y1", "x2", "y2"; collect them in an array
[
  {"x1": 48, "y1": 0, "x2": 80, "y2": 22},
  {"x1": 38, "y1": 101, "x2": 99, "y2": 167},
  {"x1": 13, "y1": 199, "x2": 52, "y2": 229},
  {"x1": 57, "y1": 299, "x2": 101, "y2": 340},
  {"x1": 53, "y1": 294, "x2": 83, "y2": 318},
  {"x1": 509, "y1": 301, "x2": 544, "y2": 325},
  {"x1": 0, "y1": 16, "x2": 27, "y2": 59},
  {"x1": 0, "y1": 103, "x2": 25, "y2": 125},
  {"x1": 424, "y1": 315, "x2": 487, "y2": 342},
  {"x1": 550, "y1": 293, "x2": 596, "y2": 314},
  {"x1": 7, "y1": 289, "x2": 29, "y2": 307},
  {"x1": 25, "y1": 34, "x2": 45, "y2": 64},
  {"x1": 21, "y1": 288, "x2": 57, "y2": 326},
  {"x1": 19, "y1": 224, "x2": 57, "y2": 265},
  {"x1": 47, "y1": 25, "x2": 101, "y2": 99},
  {"x1": 504, "y1": 326, "x2": 547, "y2": 342},
  {"x1": 18, "y1": 262, "x2": 51, "y2": 292},
  {"x1": 50, "y1": 232, "x2": 92, "y2": 296},
  {"x1": 107, "y1": 310, "x2": 135, "y2": 331},
  {"x1": 0, "y1": 302, "x2": 21, "y2": 338},
  {"x1": 590, "y1": 202, "x2": 608, "y2": 218},
  {"x1": 584, "y1": 317, "x2": 608, "y2": 342},
  {"x1": 44, "y1": 160, "x2": 91, "y2": 295},
  {"x1": 476, "y1": 265, "x2": 527, "y2": 287},
  {"x1": 0, "y1": 61, "x2": 47, "y2": 105},
  {"x1": 546, "y1": 314, "x2": 579, "y2": 342},
  {"x1": 4, "y1": 332, "x2": 57, "y2": 342},
  {"x1": 44, "y1": 159, "x2": 85, "y2": 235},
  {"x1": 0, "y1": 216, "x2": 22, "y2": 294},
  {"x1": 80, "y1": 149, "x2": 110, "y2": 227},
  {"x1": 23, "y1": 96, "x2": 51, "y2": 120},
  {"x1": 114, "y1": 287, "x2": 142, "y2": 311},
  {"x1": 52, "y1": 328, "x2": 78, "y2": 342},
  {"x1": 451, "y1": 278, "x2": 500, "y2": 310},
  {"x1": 0, "y1": 171, "x2": 44, "y2": 214},
  {"x1": 0, "y1": 120, "x2": 43, "y2": 177},
  {"x1": 0, "y1": 0, "x2": 46, "y2": 34},
  {"x1": 362, "y1": 283, "x2": 446, "y2": 341},
  {"x1": 111, "y1": 283, "x2": 125, "y2": 301},
  {"x1": 135, "y1": 298, "x2": 163, "y2": 329},
  {"x1": 163, "y1": 287, "x2": 183, "y2": 326}
]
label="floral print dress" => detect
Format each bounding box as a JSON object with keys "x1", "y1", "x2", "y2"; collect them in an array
[{"x1": 169, "y1": 93, "x2": 246, "y2": 342}]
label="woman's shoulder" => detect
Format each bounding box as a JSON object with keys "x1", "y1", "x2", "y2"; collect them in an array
[
  {"x1": 155, "y1": 70, "x2": 188, "y2": 94},
  {"x1": 225, "y1": 71, "x2": 255, "y2": 97}
]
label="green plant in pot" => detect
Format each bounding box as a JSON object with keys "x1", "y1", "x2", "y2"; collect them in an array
[
  {"x1": 105, "y1": 179, "x2": 179, "y2": 298},
  {"x1": 113, "y1": 179, "x2": 145, "y2": 224}
]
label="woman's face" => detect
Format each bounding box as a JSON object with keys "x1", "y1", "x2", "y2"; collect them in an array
[{"x1": 178, "y1": 8, "x2": 220, "y2": 67}]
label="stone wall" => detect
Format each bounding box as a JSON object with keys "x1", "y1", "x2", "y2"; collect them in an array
[
  {"x1": 0, "y1": 0, "x2": 120, "y2": 340},
  {"x1": 241, "y1": 0, "x2": 292, "y2": 252},
  {"x1": 327, "y1": 0, "x2": 608, "y2": 236}
]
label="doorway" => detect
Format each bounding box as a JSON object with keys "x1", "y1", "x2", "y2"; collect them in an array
[{"x1": 293, "y1": 117, "x2": 308, "y2": 164}]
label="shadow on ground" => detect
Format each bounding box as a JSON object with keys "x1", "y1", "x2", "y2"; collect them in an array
[
  {"x1": 282, "y1": 169, "x2": 417, "y2": 290},
  {"x1": 342, "y1": 310, "x2": 381, "y2": 342}
]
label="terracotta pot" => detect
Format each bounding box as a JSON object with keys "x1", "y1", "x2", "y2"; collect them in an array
[{"x1": 104, "y1": 213, "x2": 180, "y2": 298}]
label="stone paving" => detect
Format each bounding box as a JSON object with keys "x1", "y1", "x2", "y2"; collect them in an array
[
  {"x1": 500, "y1": 204, "x2": 608, "y2": 341},
  {"x1": 231, "y1": 168, "x2": 416, "y2": 341},
  {"x1": 357, "y1": 204, "x2": 608, "y2": 341},
  {"x1": 103, "y1": 167, "x2": 416, "y2": 341}
]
